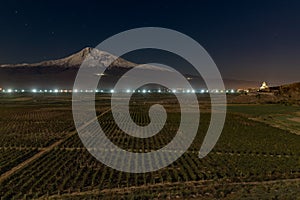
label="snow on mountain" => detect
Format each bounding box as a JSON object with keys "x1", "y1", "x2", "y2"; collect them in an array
[
  {"x1": 0, "y1": 47, "x2": 135, "y2": 68},
  {"x1": 0, "y1": 47, "x2": 172, "y2": 72},
  {"x1": 0, "y1": 47, "x2": 261, "y2": 89}
]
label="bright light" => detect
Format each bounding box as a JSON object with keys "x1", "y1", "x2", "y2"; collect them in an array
[
  {"x1": 100, "y1": 90, "x2": 103, "y2": 93},
  {"x1": 95, "y1": 90, "x2": 99, "y2": 93},
  {"x1": 49, "y1": 90, "x2": 53, "y2": 93},
  {"x1": 187, "y1": 89, "x2": 190, "y2": 93},
  {"x1": 44, "y1": 90, "x2": 48, "y2": 92},
  {"x1": 158, "y1": 89, "x2": 161, "y2": 93},
  {"x1": 126, "y1": 89, "x2": 131, "y2": 93},
  {"x1": 192, "y1": 90, "x2": 195, "y2": 93},
  {"x1": 201, "y1": 89, "x2": 205, "y2": 93},
  {"x1": 74, "y1": 89, "x2": 78, "y2": 93},
  {"x1": 148, "y1": 90, "x2": 151, "y2": 93},
  {"x1": 7, "y1": 89, "x2": 12, "y2": 93},
  {"x1": 142, "y1": 89, "x2": 146, "y2": 93},
  {"x1": 54, "y1": 89, "x2": 59, "y2": 93},
  {"x1": 110, "y1": 89, "x2": 114, "y2": 93},
  {"x1": 172, "y1": 89, "x2": 176, "y2": 93},
  {"x1": 21, "y1": 90, "x2": 25, "y2": 92},
  {"x1": 231, "y1": 89, "x2": 235, "y2": 93},
  {"x1": 95, "y1": 73, "x2": 105, "y2": 76},
  {"x1": 32, "y1": 89, "x2": 37, "y2": 93}
]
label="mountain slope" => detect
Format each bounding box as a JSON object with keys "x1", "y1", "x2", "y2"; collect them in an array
[
  {"x1": 271, "y1": 82, "x2": 300, "y2": 99},
  {"x1": 0, "y1": 47, "x2": 135, "y2": 68},
  {"x1": 0, "y1": 47, "x2": 260, "y2": 89}
]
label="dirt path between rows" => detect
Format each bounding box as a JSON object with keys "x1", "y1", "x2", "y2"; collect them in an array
[
  {"x1": 1, "y1": 147, "x2": 296, "y2": 158},
  {"x1": 0, "y1": 108, "x2": 112, "y2": 183},
  {"x1": 0, "y1": 135, "x2": 72, "y2": 183},
  {"x1": 40, "y1": 177, "x2": 300, "y2": 199}
]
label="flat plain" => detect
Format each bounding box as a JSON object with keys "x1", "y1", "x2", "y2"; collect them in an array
[{"x1": 0, "y1": 93, "x2": 300, "y2": 200}]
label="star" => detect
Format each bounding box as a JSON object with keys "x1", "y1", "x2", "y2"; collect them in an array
[{"x1": 14, "y1": 10, "x2": 18, "y2": 14}]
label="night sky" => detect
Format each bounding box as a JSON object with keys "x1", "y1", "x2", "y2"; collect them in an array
[{"x1": 1, "y1": 0, "x2": 300, "y2": 85}]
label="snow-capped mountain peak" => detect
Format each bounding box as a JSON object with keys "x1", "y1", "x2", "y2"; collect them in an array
[{"x1": 0, "y1": 47, "x2": 135, "y2": 68}]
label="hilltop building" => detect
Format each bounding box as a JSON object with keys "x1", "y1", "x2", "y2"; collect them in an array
[
  {"x1": 260, "y1": 82, "x2": 269, "y2": 90},
  {"x1": 259, "y1": 82, "x2": 270, "y2": 92}
]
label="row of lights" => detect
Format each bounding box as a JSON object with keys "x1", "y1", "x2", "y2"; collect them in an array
[
  {"x1": 1, "y1": 89, "x2": 69, "y2": 93},
  {"x1": 0, "y1": 88, "x2": 236, "y2": 94}
]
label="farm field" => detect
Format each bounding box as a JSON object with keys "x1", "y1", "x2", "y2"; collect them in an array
[
  {"x1": 0, "y1": 93, "x2": 300, "y2": 199},
  {"x1": 227, "y1": 104, "x2": 300, "y2": 135}
]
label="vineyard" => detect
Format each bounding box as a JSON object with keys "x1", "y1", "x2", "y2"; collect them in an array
[
  {"x1": 0, "y1": 106, "x2": 74, "y2": 148},
  {"x1": 0, "y1": 94, "x2": 300, "y2": 199}
]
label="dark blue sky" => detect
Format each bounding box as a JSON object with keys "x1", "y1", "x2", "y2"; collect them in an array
[{"x1": 1, "y1": 0, "x2": 300, "y2": 84}]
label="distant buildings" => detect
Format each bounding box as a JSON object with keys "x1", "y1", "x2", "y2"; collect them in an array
[{"x1": 236, "y1": 82, "x2": 272, "y2": 94}]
